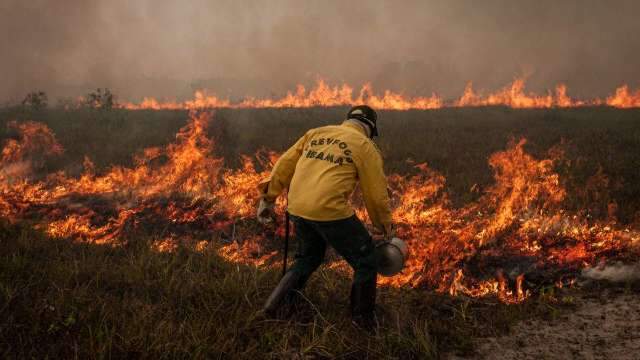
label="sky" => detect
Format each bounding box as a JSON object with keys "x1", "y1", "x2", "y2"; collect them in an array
[{"x1": 1, "y1": 0, "x2": 639, "y2": 102}]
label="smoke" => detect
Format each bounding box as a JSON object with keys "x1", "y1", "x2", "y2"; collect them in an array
[
  {"x1": 582, "y1": 263, "x2": 640, "y2": 282},
  {"x1": 1, "y1": 0, "x2": 639, "y2": 102}
]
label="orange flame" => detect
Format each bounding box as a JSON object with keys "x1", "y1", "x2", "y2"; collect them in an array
[
  {"x1": 119, "y1": 77, "x2": 640, "y2": 110},
  {"x1": 1, "y1": 112, "x2": 639, "y2": 303},
  {"x1": 606, "y1": 85, "x2": 640, "y2": 108}
]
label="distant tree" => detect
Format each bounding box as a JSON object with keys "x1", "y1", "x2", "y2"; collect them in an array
[
  {"x1": 22, "y1": 91, "x2": 48, "y2": 110},
  {"x1": 86, "y1": 88, "x2": 115, "y2": 109}
]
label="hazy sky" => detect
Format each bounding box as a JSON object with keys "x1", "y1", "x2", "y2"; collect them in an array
[{"x1": 1, "y1": 0, "x2": 639, "y2": 102}]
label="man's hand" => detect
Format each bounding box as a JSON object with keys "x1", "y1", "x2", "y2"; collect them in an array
[
  {"x1": 256, "y1": 198, "x2": 275, "y2": 224},
  {"x1": 383, "y1": 224, "x2": 395, "y2": 241},
  {"x1": 372, "y1": 224, "x2": 395, "y2": 244}
]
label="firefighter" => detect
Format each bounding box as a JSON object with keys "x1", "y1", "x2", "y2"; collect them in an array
[{"x1": 256, "y1": 105, "x2": 393, "y2": 329}]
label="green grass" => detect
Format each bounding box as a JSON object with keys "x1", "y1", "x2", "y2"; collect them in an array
[{"x1": 0, "y1": 221, "x2": 576, "y2": 358}]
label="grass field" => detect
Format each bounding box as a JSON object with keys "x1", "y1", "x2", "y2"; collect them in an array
[
  {"x1": 2, "y1": 106, "x2": 639, "y2": 220},
  {"x1": 0, "y1": 106, "x2": 639, "y2": 358},
  {"x1": 1, "y1": 220, "x2": 583, "y2": 358}
]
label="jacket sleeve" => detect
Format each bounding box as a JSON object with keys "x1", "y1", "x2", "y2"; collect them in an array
[
  {"x1": 354, "y1": 141, "x2": 393, "y2": 234},
  {"x1": 257, "y1": 132, "x2": 309, "y2": 202}
]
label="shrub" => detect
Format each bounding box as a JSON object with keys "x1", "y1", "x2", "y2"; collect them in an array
[
  {"x1": 21, "y1": 91, "x2": 48, "y2": 110},
  {"x1": 86, "y1": 88, "x2": 115, "y2": 109}
]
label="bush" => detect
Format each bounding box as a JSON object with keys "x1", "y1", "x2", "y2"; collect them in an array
[
  {"x1": 21, "y1": 91, "x2": 48, "y2": 110},
  {"x1": 86, "y1": 88, "x2": 115, "y2": 109}
]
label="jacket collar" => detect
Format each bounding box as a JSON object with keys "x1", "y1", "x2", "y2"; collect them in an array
[{"x1": 341, "y1": 120, "x2": 369, "y2": 137}]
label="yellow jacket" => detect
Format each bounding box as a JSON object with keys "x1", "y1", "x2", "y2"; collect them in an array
[{"x1": 259, "y1": 121, "x2": 392, "y2": 233}]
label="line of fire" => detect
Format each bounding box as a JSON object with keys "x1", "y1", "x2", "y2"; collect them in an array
[
  {"x1": 114, "y1": 78, "x2": 640, "y2": 110},
  {"x1": 2, "y1": 107, "x2": 638, "y2": 304}
]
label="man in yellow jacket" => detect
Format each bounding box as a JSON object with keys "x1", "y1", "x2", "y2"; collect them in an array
[{"x1": 257, "y1": 105, "x2": 392, "y2": 328}]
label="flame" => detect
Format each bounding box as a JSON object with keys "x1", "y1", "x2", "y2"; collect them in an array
[
  {"x1": 121, "y1": 79, "x2": 443, "y2": 111},
  {"x1": 606, "y1": 85, "x2": 640, "y2": 108},
  {"x1": 455, "y1": 80, "x2": 550, "y2": 108},
  {"x1": 119, "y1": 77, "x2": 640, "y2": 110},
  {"x1": 454, "y1": 80, "x2": 602, "y2": 108},
  {"x1": 1, "y1": 121, "x2": 63, "y2": 171},
  {"x1": 1, "y1": 111, "x2": 639, "y2": 303}
]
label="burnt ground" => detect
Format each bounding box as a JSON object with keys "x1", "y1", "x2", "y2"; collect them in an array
[{"x1": 451, "y1": 283, "x2": 640, "y2": 360}]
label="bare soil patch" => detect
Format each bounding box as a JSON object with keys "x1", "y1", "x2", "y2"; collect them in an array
[{"x1": 463, "y1": 286, "x2": 640, "y2": 359}]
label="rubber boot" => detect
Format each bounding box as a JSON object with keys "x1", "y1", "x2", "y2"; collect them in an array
[
  {"x1": 263, "y1": 271, "x2": 302, "y2": 317},
  {"x1": 350, "y1": 277, "x2": 378, "y2": 332}
]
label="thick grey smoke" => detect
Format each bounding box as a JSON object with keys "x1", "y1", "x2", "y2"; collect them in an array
[{"x1": 1, "y1": 0, "x2": 639, "y2": 103}]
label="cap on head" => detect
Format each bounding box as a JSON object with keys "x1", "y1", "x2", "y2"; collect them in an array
[{"x1": 347, "y1": 105, "x2": 378, "y2": 138}]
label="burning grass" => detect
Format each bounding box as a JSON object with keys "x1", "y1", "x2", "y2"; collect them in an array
[
  {"x1": 119, "y1": 77, "x2": 640, "y2": 110},
  {"x1": 0, "y1": 110, "x2": 638, "y2": 300},
  {"x1": 0, "y1": 107, "x2": 640, "y2": 356},
  {"x1": 0, "y1": 221, "x2": 583, "y2": 358}
]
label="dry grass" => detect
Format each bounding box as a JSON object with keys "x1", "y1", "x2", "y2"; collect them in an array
[
  {"x1": 2, "y1": 106, "x2": 639, "y2": 220},
  {"x1": 0, "y1": 221, "x2": 576, "y2": 358},
  {"x1": 1, "y1": 106, "x2": 639, "y2": 357}
]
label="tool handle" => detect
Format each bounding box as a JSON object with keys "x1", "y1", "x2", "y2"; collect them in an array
[{"x1": 282, "y1": 211, "x2": 290, "y2": 278}]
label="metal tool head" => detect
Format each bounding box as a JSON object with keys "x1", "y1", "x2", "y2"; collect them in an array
[{"x1": 375, "y1": 237, "x2": 408, "y2": 276}]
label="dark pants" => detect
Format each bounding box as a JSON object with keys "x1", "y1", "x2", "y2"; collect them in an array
[
  {"x1": 286, "y1": 214, "x2": 378, "y2": 317},
  {"x1": 264, "y1": 215, "x2": 377, "y2": 320}
]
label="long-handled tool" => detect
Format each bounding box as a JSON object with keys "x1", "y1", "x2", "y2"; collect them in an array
[{"x1": 282, "y1": 211, "x2": 290, "y2": 278}]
